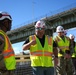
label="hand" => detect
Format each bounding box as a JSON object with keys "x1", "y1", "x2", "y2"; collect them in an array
[{"x1": 30, "y1": 39, "x2": 36, "y2": 45}]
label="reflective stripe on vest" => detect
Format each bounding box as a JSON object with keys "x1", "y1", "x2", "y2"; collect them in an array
[
  {"x1": 30, "y1": 50, "x2": 53, "y2": 57},
  {"x1": 58, "y1": 46, "x2": 69, "y2": 50},
  {"x1": 3, "y1": 50, "x2": 14, "y2": 58},
  {"x1": 46, "y1": 35, "x2": 52, "y2": 45}
]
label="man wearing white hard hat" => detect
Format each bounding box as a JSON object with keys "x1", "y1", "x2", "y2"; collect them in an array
[
  {"x1": 69, "y1": 34, "x2": 76, "y2": 74},
  {"x1": 0, "y1": 11, "x2": 16, "y2": 75},
  {"x1": 22, "y1": 20, "x2": 58, "y2": 75},
  {"x1": 53, "y1": 26, "x2": 73, "y2": 75}
]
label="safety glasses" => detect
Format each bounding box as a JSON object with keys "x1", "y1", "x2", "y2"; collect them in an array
[{"x1": 36, "y1": 28, "x2": 45, "y2": 31}]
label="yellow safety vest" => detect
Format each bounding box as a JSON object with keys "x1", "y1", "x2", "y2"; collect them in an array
[
  {"x1": 29, "y1": 35, "x2": 54, "y2": 67},
  {"x1": 0, "y1": 30, "x2": 16, "y2": 70},
  {"x1": 72, "y1": 42, "x2": 76, "y2": 57},
  {"x1": 55, "y1": 36, "x2": 70, "y2": 57}
]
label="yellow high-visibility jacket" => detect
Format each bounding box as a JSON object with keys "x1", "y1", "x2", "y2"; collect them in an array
[
  {"x1": 0, "y1": 30, "x2": 16, "y2": 70},
  {"x1": 55, "y1": 36, "x2": 70, "y2": 57},
  {"x1": 29, "y1": 35, "x2": 54, "y2": 67}
]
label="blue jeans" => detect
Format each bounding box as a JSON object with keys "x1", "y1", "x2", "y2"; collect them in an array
[{"x1": 32, "y1": 67, "x2": 54, "y2": 75}]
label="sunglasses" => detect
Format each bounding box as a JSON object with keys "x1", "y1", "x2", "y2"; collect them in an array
[
  {"x1": 36, "y1": 28, "x2": 45, "y2": 31},
  {"x1": 0, "y1": 13, "x2": 11, "y2": 19}
]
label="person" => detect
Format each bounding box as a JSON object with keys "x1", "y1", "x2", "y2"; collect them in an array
[
  {"x1": 53, "y1": 26, "x2": 73, "y2": 75},
  {"x1": 22, "y1": 20, "x2": 58, "y2": 75},
  {"x1": 0, "y1": 11, "x2": 16, "y2": 75},
  {"x1": 69, "y1": 34, "x2": 76, "y2": 74}
]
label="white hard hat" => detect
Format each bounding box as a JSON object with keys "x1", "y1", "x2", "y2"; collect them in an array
[
  {"x1": 69, "y1": 34, "x2": 75, "y2": 39},
  {"x1": 35, "y1": 20, "x2": 45, "y2": 28},
  {"x1": 0, "y1": 11, "x2": 12, "y2": 21},
  {"x1": 56, "y1": 26, "x2": 64, "y2": 32}
]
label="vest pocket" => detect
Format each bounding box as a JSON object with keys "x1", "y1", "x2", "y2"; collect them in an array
[{"x1": 31, "y1": 56, "x2": 41, "y2": 66}]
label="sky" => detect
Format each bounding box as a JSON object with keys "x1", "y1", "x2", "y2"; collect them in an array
[{"x1": 0, "y1": 0, "x2": 76, "y2": 54}]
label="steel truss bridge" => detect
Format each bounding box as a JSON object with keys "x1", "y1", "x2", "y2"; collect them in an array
[{"x1": 7, "y1": 7, "x2": 76, "y2": 44}]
